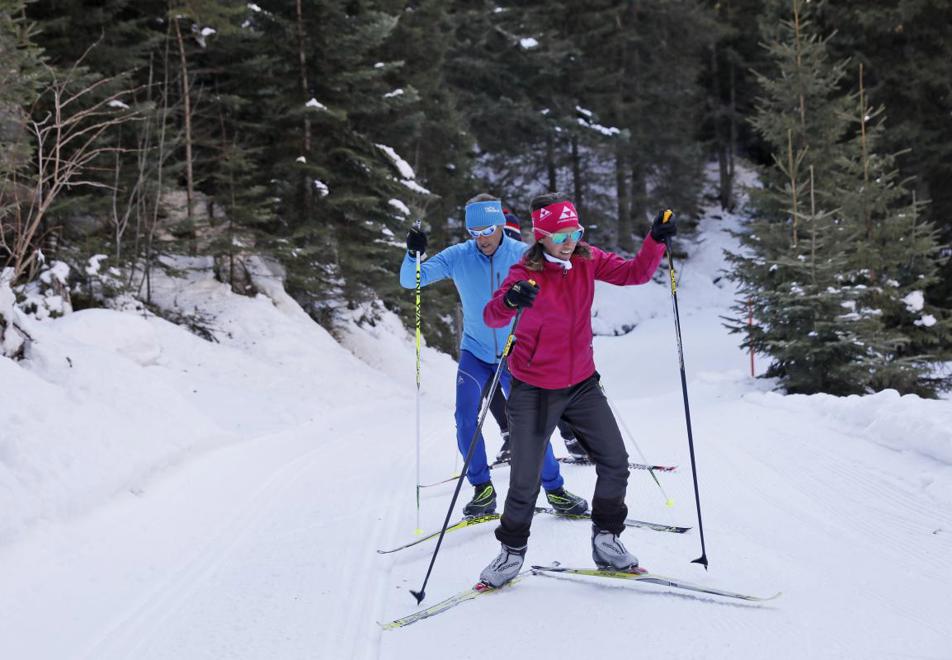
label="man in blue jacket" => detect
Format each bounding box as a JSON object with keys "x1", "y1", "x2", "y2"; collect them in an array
[{"x1": 400, "y1": 194, "x2": 587, "y2": 517}]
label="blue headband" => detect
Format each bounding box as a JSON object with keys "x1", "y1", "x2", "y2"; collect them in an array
[{"x1": 465, "y1": 200, "x2": 505, "y2": 229}]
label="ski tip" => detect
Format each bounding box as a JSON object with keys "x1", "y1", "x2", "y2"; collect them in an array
[
  {"x1": 414, "y1": 528, "x2": 423, "y2": 536},
  {"x1": 665, "y1": 498, "x2": 675, "y2": 508},
  {"x1": 410, "y1": 589, "x2": 425, "y2": 605}
]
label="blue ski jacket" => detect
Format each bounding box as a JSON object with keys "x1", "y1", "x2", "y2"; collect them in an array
[{"x1": 400, "y1": 236, "x2": 528, "y2": 364}]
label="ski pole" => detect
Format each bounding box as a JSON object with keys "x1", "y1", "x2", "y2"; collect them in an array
[
  {"x1": 600, "y1": 384, "x2": 675, "y2": 508},
  {"x1": 414, "y1": 219, "x2": 423, "y2": 535},
  {"x1": 410, "y1": 303, "x2": 528, "y2": 604},
  {"x1": 660, "y1": 210, "x2": 709, "y2": 570}
]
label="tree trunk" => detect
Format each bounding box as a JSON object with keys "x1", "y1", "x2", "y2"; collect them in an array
[
  {"x1": 296, "y1": 0, "x2": 312, "y2": 155},
  {"x1": 712, "y1": 43, "x2": 731, "y2": 210},
  {"x1": 629, "y1": 150, "x2": 648, "y2": 246},
  {"x1": 858, "y1": 64, "x2": 872, "y2": 240},
  {"x1": 614, "y1": 142, "x2": 628, "y2": 251},
  {"x1": 546, "y1": 131, "x2": 557, "y2": 192},
  {"x1": 173, "y1": 17, "x2": 194, "y2": 226},
  {"x1": 728, "y1": 57, "x2": 737, "y2": 203},
  {"x1": 787, "y1": 128, "x2": 800, "y2": 248},
  {"x1": 571, "y1": 134, "x2": 582, "y2": 216}
]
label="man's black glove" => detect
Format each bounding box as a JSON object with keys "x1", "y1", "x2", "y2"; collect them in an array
[
  {"x1": 650, "y1": 209, "x2": 677, "y2": 242},
  {"x1": 406, "y1": 227, "x2": 428, "y2": 256},
  {"x1": 504, "y1": 280, "x2": 540, "y2": 309}
]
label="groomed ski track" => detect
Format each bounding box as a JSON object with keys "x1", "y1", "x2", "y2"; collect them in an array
[{"x1": 1, "y1": 199, "x2": 950, "y2": 659}]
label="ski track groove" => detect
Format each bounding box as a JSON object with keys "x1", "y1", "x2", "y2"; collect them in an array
[
  {"x1": 326, "y1": 444, "x2": 414, "y2": 660},
  {"x1": 364, "y1": 420, "x2": 441, "y2": 659},
  {"x1": 80, "y1": 438, "x2": 329, "y2": 660}
]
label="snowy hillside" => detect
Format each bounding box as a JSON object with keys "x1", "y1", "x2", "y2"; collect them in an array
[{"x1": 2, "y1": 173, "x2": 951, "y2": 659}]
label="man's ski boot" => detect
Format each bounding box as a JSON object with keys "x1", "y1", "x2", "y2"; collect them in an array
[
  {"x1": 463, "y1": 482, "x2": 496, "y2": 516},
  {"x1": 563, "y1": 435, "x2": 590, "y2": 460},
  {"x1": 495, "y1": 432, "x2": 511, "y2": 462},
  {"x1": 545, "y1": 487, "x2": 589, "y2": 515},
  {"x1": 592, "y1": 525, "x2": 640, "y2": 571},
  {"x1": 479, "y1": 542, "x2": 526, "y2": 588}
]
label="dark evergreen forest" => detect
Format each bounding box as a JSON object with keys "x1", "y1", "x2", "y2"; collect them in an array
[{"x1": 2, "y1": 0, "x2": 950, "y2": 394}]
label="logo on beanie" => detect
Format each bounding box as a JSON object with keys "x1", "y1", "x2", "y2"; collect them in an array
[
  {"x1": 532, "y1": 200, "x2": 581, "y2": 239},
  {"x1": 558, "y1": 205, "x2": 578, "y2": 223}
]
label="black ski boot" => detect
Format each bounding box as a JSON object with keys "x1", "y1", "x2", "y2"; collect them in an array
[
  {"x1": 495, "y1": 432, "x2": 511, "y2": 462},
  {"x1": 563, "y1": 435, "x2": 590, "y2": 460},
  {"x1": 463, "y1": 482, "x2": 496, "y2": 516},
  {"x1": 544, "y1": 487, "x2": 589, "y2": 515}
]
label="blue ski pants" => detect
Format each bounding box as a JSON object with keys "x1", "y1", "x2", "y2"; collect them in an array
[{"x1": 456, "y1": 350, "x2": 564, "y2": 490}]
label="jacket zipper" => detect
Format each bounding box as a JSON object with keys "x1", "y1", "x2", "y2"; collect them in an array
[
  {"x1": 489, "y1": 253, "x2": 499, "y2": 359},
  {"x1": 566, "y1": 267, "x2": 574, "y2": 386}
]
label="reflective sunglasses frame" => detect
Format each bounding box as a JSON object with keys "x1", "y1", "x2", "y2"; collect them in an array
[
  {"x1": 467, "y1": 225, "x2": 499, "y2": 238},
  {"x1": 538, "y1": 227, "x2": 585, "y2": 244}
]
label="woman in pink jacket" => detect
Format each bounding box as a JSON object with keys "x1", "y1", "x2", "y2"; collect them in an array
[{"x1": 478, "y1": 192, "x2": 676, "y2": 587}]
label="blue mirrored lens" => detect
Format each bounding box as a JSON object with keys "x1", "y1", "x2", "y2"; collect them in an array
[
  {"x1": 551, "y1": 229, "x2": 584, "y2": 244},
  {"x1": 468, "y1": 226, "x2": 497, "y2": 238}
]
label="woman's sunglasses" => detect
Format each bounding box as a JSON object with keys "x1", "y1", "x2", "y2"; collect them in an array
[
  {"x1": 467, "y1": 225, "x2": 498, "y2": 238},
  {"x1": 544, "y1": 228, "x2": 585, "y2": 244}
]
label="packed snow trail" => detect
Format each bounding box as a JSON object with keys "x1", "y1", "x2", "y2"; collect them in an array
[
  {"x1": 0, "y1": 401, "x2": 429, "y2": 659},
  {"x1": 1, "y1": 193, "x2": 951, "y2": 659},
  {"x1": 378, "y1": 206, "x2": 952, "y2": 659}
]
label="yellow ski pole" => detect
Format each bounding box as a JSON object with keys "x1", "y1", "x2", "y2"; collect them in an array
[{"x1": 414, "y1": 219, "x2": 423, "y2": 535}]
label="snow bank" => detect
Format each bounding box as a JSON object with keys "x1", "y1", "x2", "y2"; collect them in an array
[
  {"x1": 748, "y1": 388, "x2": 952, "y2": 466},
  {"x1": 0, "y1": 263, "x2": 402, "y2": 546},
  {"x1": 0, "y1": 311, "x2": 227, "y2": 545},
  {"x1": 337, "y1": 307, "x2": 458, "y2": 409}
]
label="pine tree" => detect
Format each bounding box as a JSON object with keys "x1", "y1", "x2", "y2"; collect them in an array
[
  {"x1": 251, "y1": 0, "x2": 419, "y2": 328},
  {"x1": 726, "y1": 0, "x2": 879, "y2": 394},
  {"x1": 834, "y1": 65, "x2": 952, "y2": 395},
  {"x1": 1, "y1": 0, "x2": 45, "y2": 172},
  {"x1": 814, "y1": 0, "x2": 952, "y2": 310},
  {"x1": 1, "y1": 0, "x2": 47, "y2": 275},
  {"x1": 444, "y1": 0, "x2": 552, "y2": 203},
  {"x1": 373, "y1": 0, "x2": 474, "y2": 354},
  {"x1": 703, "y1": 0, "x2": 765, "y2": 211}
]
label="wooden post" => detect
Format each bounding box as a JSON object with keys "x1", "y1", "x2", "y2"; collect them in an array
[{"x1": 748, "y1": 298, "x2": 755, "y2": 377}]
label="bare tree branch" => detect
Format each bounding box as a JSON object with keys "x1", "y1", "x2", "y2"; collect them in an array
[{"x1": 1, "y1": 67, "x2": 141, "y2": 283}]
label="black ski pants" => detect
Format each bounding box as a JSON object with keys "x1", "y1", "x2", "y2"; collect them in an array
[
  {"x1": 484, "y1": 378, "x2": 581, "y2": 443},
  {"x1": 495, "y1": 373, "x2": 630, "y2": 548}
]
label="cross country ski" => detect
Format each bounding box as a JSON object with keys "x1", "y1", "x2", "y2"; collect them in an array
[
  {"x1": 419, "y1": 457, "x2": 677, "y2": 488},
  {"x1": 531, "y1": 564, "x2": 781, "y2": 602},
  {"x1": 380, "y1": 571, "x2": 530, "y2": 630},
  {"x1": 377, "y1": 508, "x2": 690, "y2": 554}
]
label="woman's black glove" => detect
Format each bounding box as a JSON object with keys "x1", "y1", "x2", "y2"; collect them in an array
[
  {"x1": 504, "y1": 280, "x2": 540, "y2": 309},
  {"x1": 406, "y1": 227, "x2": 428, "y2": 255},
  {"x1": 650, "y1": 209, "x2": 677, "y2": 242}
]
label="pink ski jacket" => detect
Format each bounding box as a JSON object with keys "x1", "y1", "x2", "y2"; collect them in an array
[{"x1": 483, "y1": 237, "x2": 667, "y2": 390}]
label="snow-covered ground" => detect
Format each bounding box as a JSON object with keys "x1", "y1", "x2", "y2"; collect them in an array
[{"x1": 2, "y1": 179, "x2": 951, "y2": 659}]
